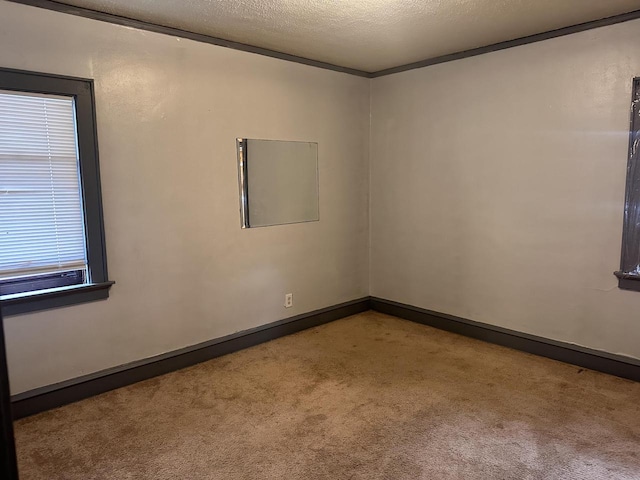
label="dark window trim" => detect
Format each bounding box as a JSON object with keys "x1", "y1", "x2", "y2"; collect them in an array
[
  {"x1": 1, "y1": 282, "x2": 114, "y2": 316},
  {"x1": 0, "y1": 307, "x2": 19, "y2": 480},
  {"x1": 0, "y1": 270, "x2": 86, "y2": 296},
  {"x1": 0, "y1": 67, "x2": 113, "y2": 314},
  {"x1": 615, "y1": 77, "x2": 640, "y2": 291}
]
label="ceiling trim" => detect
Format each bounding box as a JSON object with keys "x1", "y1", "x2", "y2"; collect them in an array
[
  {"x1": 5, "y1": 0, "x2": 640, "y2": 78},
  {"x1": 5, "y1": 0, "x2": 371, "y2": 78},
  {"x1": 371, "y1": 8, "x2": 640, "y2": 78}
]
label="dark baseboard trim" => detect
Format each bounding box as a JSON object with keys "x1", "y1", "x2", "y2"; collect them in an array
[
  {"x1": 11, "y1": 297, "x2": 369, "y2": 419},
  {"x1": 12, "y1": 296, "x2": 640, "y2": 418},
  {"x1": 6, "y1": 1, "x2": 640, "y2": 78},
  {"x1": 370, "y1": 297, "x2": 640, "y2": 383}
]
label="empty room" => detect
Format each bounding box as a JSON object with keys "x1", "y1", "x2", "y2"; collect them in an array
[{"x1": 1, "y1": 0, "x2": 640, "y2": 478}]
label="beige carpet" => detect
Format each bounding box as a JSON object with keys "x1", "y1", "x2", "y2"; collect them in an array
[{"x1": 13, "y1": 312, "x2": 640, "y2": 479}]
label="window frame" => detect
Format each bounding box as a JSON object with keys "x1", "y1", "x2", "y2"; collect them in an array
[
  {"x1": 0, "y1": 307, "x2": 18, "y2": 480},
  {"x1": 0, "y1": 68, "x2": 113, "y2": 315},
  {"x1": 615, "y1": 77, "x2": 640, "y2": 291}
]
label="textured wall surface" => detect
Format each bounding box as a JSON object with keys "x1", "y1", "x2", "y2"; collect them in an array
[
  {"x1": 55, "y1": 0, "x2": 640, "y2": 72},
  {"x1": 2, "y1": 0, "x2": 640, "y2": 395},
  {"x1": 370, "y1": 18, "x2": 640, "y2": 360},
  {"x1": 0, "y1": 1, "x2": 370, "y2": 394}
]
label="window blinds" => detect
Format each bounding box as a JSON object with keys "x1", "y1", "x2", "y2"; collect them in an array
[{"x1": 0, "y1": 90, "x2": 87, "y2": 281}]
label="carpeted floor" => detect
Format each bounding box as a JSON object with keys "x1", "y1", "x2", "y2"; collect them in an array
[{"x1": 13, "y1": 311, "x2": 640, "y2": 479}]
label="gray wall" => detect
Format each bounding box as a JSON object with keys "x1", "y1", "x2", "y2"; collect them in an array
[
  {"x1": 0, "y1": 2, "x2": 370, "y2": 394},
  {"x1": 370, "y1": 19, "x2": 640, "y2": 360},
  {"x1": 3, "y1": 1, "x2": 640, "y2": 394}
]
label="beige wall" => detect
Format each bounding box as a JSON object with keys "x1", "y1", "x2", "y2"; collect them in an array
[
  {"x1": 0, "y1": 2, "x2": 370, "y2": 394},
  {"x1": 3, "y1": 1, "x2": 640, "y2": 395},
  {"x1": 370, "y1": 19, "x2": 640, "y2": 360}
]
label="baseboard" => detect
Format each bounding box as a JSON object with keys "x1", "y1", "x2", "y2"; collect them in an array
[
  {"x1": 11, "y1": 297, "x2": 369, "y2": 419},
  {"x1": 13, "y1": 296, "x2": 639, "y2": 419},
  {"x1": 370, "y1": 297, "x2": 640, "y2": 383}
]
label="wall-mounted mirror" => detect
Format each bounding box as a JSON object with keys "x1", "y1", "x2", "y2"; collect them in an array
[{"x1": 237, "y1": 138, "x2": 319, "y2": 228}]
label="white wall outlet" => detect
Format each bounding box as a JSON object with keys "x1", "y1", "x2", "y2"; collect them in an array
[{"x1": 284, "y1": 293, "x2": 293, "y2": 308}]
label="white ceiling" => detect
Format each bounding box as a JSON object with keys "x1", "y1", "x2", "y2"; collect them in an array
[{"x1": 56, "y1": 0, "x2": 640, "y2": 72}]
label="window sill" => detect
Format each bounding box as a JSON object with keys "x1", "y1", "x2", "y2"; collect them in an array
[
  {"x1": 614, "y1": 271, "x2": 640, "y2": 292},
  {"x1": 0, "y1": 281, "x2": 114, "y2": 316}
]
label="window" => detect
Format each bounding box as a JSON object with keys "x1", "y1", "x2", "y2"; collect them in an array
[
  {"x1": 615, "y1": 77, "x2": 640, "y2": 291},
  {"x1": 0, "y1": 68, "x2": 112, "y2": 315}
]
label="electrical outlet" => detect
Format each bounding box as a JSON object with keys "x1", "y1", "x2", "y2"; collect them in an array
[{"x1": 285, "y1": 293, "x2": 293, "y2": 308}]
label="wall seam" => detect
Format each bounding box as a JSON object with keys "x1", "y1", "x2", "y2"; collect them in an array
[{"x1": 367, "y1": 77, "x2": 373, "y2": 297}]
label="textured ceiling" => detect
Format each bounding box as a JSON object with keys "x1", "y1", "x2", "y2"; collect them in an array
[{"x1": 55, "y1": 0, "x2": 640, "y2": 72}]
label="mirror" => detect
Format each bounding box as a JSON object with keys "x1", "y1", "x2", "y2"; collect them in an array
[{"x1": 237, "y1": 138, "x2": 319, "y2": 228}]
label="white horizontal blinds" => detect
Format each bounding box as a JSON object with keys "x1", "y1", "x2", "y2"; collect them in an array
[{"x1": 0, "y1": 90, "x2": 87, "y2": 281}]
